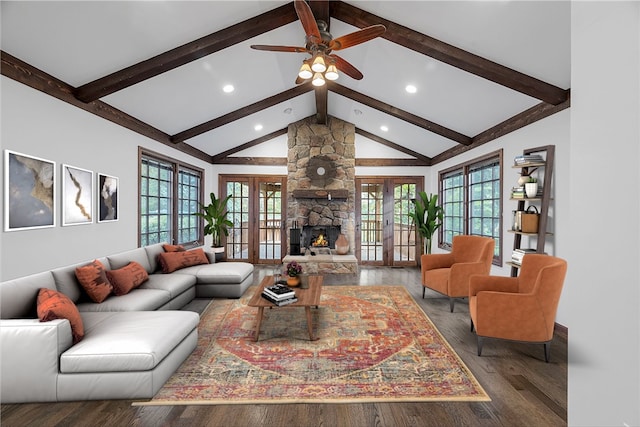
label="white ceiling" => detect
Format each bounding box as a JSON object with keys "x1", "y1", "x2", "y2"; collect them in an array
[{"x1": 0, "y1": 1, "x2": 571, "y2": 162}]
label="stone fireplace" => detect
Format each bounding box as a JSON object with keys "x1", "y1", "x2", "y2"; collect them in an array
[
  {"x1": 303, "y1": 225, "x2": 341, "y2": 249},
  {"x1": 283, "y1": 116, "x2": 357, "y2": 274}
]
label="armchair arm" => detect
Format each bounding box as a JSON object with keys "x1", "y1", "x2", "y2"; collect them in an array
[
  {"x1": 421, "y1": 253, "x2": 454, "y2": 272},
  {"x1": 0, "y1": 319, "x2": 73, "y2": 403},
  {"x1": 447, "y1": 261, "x2": 494, "y2": 297},
  {"x1": 469, "y1": 275, "x2": 519, "y2": 296}
]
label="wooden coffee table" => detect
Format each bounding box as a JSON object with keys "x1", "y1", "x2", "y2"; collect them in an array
[{"x1": 248, "y1": 275, "x2": 323, "y2": 341}]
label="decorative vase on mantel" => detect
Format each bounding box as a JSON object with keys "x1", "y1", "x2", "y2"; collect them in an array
[
  {"x1": 287, "y1": 276, "x2": 301, "y2": 287},
  {"x1": 335, "y1": 234, "x2": 349, "y2": 255}
]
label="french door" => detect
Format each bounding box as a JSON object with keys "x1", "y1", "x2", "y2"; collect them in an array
[
  {"x1": 356, "y1": 177, "x2": 422, "y2": 266},
  {"x1": 220, "y1": 175, "x2": 286, "y2": 264}
]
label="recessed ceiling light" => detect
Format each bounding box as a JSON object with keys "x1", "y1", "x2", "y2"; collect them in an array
[
  {"x1": 405, "y1": 84, "x2": 417, "y2": 94},
  {"x1": 254, "y1": 124, "x2": 263, "y2": 131},
  {"x1": 380, "y1": 125, "x2": 389, "y2": 132},
  {"x1": 283, "y1": 108, "x2": 293, "y2": 114},
  {"x1": 354, "y1": 109, "x2": 363, "y2": 115},
  {"x1": 223, "y1": 84, "x2": 234, "y2": 93}
]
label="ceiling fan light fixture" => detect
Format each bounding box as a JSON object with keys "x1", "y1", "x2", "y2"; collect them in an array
[
  {"x1": 311, "y1": 55, "x2": 326, "y2": 73},
  {"x1": 298, "y1": 63, "x2": 313, "y2": 80},
  {"x1": 325, "y1": 64, "x2": 339, "y2": 81},
  {"x1": 312, "y1": 72, "x2": 326, "y2": 86}
]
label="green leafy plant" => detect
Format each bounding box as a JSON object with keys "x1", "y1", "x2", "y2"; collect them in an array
[
  {"x1": 409, "y1": 192, "x2": 444, "y2": 255},
  {"x1": 193, "y1": 192, "x2": 233, "y2": 248},
  {"x1": 528, "y1": 176, "x2": 538, "y2": 183}
]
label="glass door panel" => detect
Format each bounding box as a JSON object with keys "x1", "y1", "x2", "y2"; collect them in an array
[
  {"x1": 358, "y1": 180, "x2": 384, "y2": 265},
  {"x1": 394, "y1": 183, "x2": 417, "y2": 263},
  {"x1": 258, "y1": 180, "x2": 284, "y2": 263},
  {"x1": 225, "y1": 180, "x2": 250, "y2": 261}
]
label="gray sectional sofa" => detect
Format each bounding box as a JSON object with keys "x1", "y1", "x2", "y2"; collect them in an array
[{"x1": 0, "y1": 243, "x2": 254, "y2": 403}]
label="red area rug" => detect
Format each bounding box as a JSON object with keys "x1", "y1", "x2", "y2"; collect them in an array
[{"x1": 135, "y1": 285, "x2": 489, "y2": 405}]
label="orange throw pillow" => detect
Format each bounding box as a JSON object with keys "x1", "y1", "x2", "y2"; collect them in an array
[
  {"x1": 75, "y1": 260, "x2": 113, "y2": 303},
  {"x1": 106, "y1": 261, "x2": 149, "y2": 296},
  {"x1": 37, "y1": 288, "x2": 84, "y2": 344},
  {"x1": 158, "y1": 248, "x2": 209, "y2": 274},
  {"x1": 163, "y1": 244, "x2": 186, "y2": 252}
]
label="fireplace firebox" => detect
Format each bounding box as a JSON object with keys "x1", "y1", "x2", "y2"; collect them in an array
[{"x1": 301, "y1": 225, "x2": 341, "y2": 249}]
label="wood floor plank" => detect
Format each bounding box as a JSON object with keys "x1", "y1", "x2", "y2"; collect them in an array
[{"x1": 0, "y1": 266, "x2": 567, "y2": 427}]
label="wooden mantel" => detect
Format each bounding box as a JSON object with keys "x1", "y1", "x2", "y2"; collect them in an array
[{"x1": 292, "y1": 189, "x2": 349, "y2": 200}]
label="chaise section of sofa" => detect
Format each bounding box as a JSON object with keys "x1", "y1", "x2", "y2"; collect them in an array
[{"x1": 0, "y1": 242, "x2": 254, "y2": 403}]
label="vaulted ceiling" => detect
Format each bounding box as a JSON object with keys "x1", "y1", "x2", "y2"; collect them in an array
[{"x1": 1, "y1": 1, "x2": 570, "y2": 166}]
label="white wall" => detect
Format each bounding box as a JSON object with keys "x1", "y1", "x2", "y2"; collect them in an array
[
  {"x1": 569, "y1": 2, "x2": 640, "y2": 426},
  {"x1": 0, "y1": 77, "x2": 215, "y2": 280}
]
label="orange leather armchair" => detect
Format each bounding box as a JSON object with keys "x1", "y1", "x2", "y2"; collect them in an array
[
  {"x1": 421, "y1": 235, "x2": 495, "y2": 312},
  {"x1": 469, "y1": 254, "x2": 567, "y2": 362}
]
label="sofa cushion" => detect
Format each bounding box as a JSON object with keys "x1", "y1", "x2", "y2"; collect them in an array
[
  {"x1": 107, "y1": 248, "x2": 152, "y2": 273},
  {"x1": 1, "y1": 272, "x2": 57, "y2": 319},
  {"x1": 52, "y1": 257, "x2": 110, "y2": 303},
  {"x1": 60, "y1": 311, "x2": 199, "y2": 373},
  {"x1": 75, "y1": 288, "x2": 170, "y2": 312},
  {"x1": 106, "y1": 262, "x2": 149, "y2": 296},
  {"x1": 187, "y1": 262, "x2": 254, "y2": 284},
  {"x1": 157, "y1": 249, "x2": 209, "y2": 274},
  {"x1": 37, "y1": 288, "x2": 84, "y2": 344},
  {"x1": 163, "y1": 244, "x2": 185, "y2": 252},
  {"x1": 75, "y1": 260, "x2": 113, "y2": 303},
  {"x1": 139, "y1": 273, "x2": 196, "y2": 299}
]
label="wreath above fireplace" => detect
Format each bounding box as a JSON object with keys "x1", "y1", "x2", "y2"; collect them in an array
[{"x1": 306, "y1": 155, "x2": 337, "y2": 187}]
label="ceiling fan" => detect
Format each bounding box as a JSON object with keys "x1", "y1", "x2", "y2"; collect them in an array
[{"x1": 250, "y1": 0, "x2": 386, "y2": 86}]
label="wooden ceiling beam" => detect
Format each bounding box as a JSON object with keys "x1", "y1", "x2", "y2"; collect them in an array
[
  {"x1": 74, "y1": 3, "x2": 298, "y2": 102},
  {"x1": 214, "y1": 157, "x2": 287, "y2": 166},
  {"x1": 0, "y1": 51, "x2": 213, "y2": 163},
  {"x1": 315, "y1": 85, "x2": 328, "y2": 124},
  {"x1": 212, "y1": 128, "x2": 288, "y2": 163},
  {"x1": 172, "y1": 83, "x2": 313, "y2": 143},
  {"x1": 355, "y1": 128, "x2": 431, "y2": 165},
  {"x1": 355, "y1": 158, "x2": 429, "y2": 167},
  {"x1": 330, "y1": 1, "x2": 569, "y2": 106},
  {"x1": 431, "y1": 96, "x2": 571, "y2": 164},
  {"x1": 309, "y1": 0, "x2": 330, "y2": 31},
  {"x1": 329, "y1": 82, "x2": 472, "y2": 145}
]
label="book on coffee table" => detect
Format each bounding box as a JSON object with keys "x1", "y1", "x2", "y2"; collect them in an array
[
  {"x1": 261, "y1": 292, "x2": 298, "y2": 306},
  {"x1": 263, "y1": 284, "x2": 295, "y2": 300}
]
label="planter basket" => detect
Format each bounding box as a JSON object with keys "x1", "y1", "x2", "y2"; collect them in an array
[{"x1": 520, "y1": 205, "x2": 539, "y2": 233}]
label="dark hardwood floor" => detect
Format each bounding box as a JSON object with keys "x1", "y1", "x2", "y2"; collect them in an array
[{"x1": 0, "y1": 266, "x2": 567, "y2": 427}]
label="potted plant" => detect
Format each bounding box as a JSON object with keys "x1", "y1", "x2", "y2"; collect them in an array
[
  {"x1": 285, "y1": 261, "x2": 303, "y2": 287},
  {"x1": 194, "y1": 192, "x2": 233, "y2": 261},
  {"x1": 409, "y1": 192, "x2": 444, "y2": 255},
  {"x1": 525, "y1": 177, "x2": 539, "y2": 198}
]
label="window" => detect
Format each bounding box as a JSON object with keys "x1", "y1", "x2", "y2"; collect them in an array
[
  {"x1": 139, "y1": 149, "x2": 203, "y2": 247},
  {"x1": 439, "y1": 150, "x2": 503, "y2": 264}
]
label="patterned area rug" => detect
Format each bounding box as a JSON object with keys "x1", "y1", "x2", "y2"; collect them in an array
[{"x1": 134, "y1": 285, "x2": 489, "y2": 405}]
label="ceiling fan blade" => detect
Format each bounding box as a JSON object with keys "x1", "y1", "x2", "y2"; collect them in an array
[
  {"x1": 295, "y1": 76, "x2": 308, "y2": 85},
  {"x1": 250, "y1": 45, "x2": 308, "y2": 53},
  {"x1": 329, "y1": 24, "x2": 386, "y2": 51},
  {"x1": 294, "y1": 0, "x2": 321, "y2": 42},
  {"x1": 330, "y1": 54, "x2": 364, "y2": 80}
]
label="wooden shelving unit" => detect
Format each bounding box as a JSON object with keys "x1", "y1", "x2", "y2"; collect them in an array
[{"x1": 510, "y1": 145, "x2": 555, "y2": 277}]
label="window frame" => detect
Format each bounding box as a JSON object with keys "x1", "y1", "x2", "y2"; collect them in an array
[
  {"x1": 438, "y1": 149, "x2": 503, "y2": 265},
  {"x1": 138, "y1": 148, "x2": 204, "y2": 248}
]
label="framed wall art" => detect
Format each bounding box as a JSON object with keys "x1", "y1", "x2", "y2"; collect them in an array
[
  {"x1": 4, "y1": 150, "x2": 56, "y2": 231},
  {"x1": 62, "y1": 164, "x2": 94, "y2": 226},
  {"x1": 98, "y1": 173, "x2": 118, "y2": 222}
]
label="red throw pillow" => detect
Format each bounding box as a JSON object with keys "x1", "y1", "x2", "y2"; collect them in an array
[
  {"x1": 37, "y1": 288, "x2": 84, "y2": 344},
  {"x1": 106, "y1": 261, "x2": 149, "y2": 296},
  {"x1": 75, "y1": 259, "x2": 113, "y2": 303},
  {"x1": 163, "y1": 244, "x2": 185, "y2": 252},
  {"x1": 157, "y1": 248, "x2": 209, "y2": 274}
]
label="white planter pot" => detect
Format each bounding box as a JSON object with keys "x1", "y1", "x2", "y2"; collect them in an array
[{"x1": 525, "y1": 182, "x2": 538, "y2": 198}]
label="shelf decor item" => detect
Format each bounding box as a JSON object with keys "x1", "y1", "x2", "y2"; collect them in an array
[
  {"x1": 335, "y1": 234, "x2": 349, "y2": 255},
  {"x1": 525, "y1": 177, "x2": 538, "y2": 198},
  {"x1": 286, "y1": 261, "x2": 303, "y2": 287}
]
